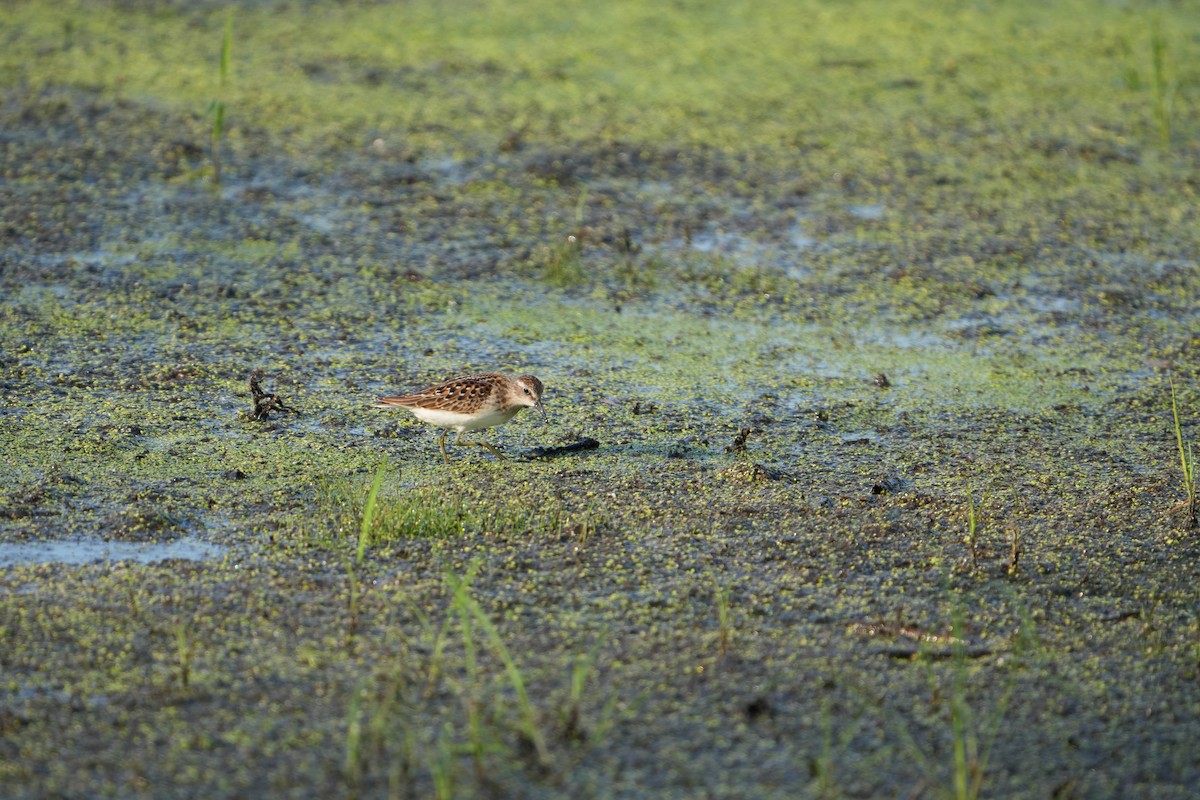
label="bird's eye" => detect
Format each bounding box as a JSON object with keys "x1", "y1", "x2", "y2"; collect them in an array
[{"x1": 523, "y1": 387, "x2": 531, "y2": 394}]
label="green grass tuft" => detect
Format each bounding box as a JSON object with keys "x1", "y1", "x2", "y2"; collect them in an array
[
  {"x1": 206, "y1": 12, "x2": 233, "y2": 185},
  {"x1": 355, "y1": 463, "x2": 386, "y2": 564},
  {"x1": 448, "y1": 565, "x2": 550, "y2": 767},
  {"x1": 1150, "y1": 24, "x2": 1173, "y2": 148},
  {"x1": 1169, "y1": 378, "x2": 1197, "y2": 528},
  {"x1": 174, "y1": 621, "x2": 195, "y2": 690},
  {"x1": 963, "y1": 480, "x2": 981, "y2": 570}
]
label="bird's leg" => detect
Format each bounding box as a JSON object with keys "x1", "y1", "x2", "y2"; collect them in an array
[
  {"x1": 476, "y1": 441, "x2": 508, "y2": 460},
  {"x1": 453, "y1": 432, "x2": 507, "y2": 460},
  {"x1": 437, "y1": 430, "x2": 449, "y2": 464}
]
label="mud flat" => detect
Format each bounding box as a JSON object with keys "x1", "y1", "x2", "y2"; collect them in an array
[{"x1": 2, "y1": 1, "x2": 1199, "y2": 797}]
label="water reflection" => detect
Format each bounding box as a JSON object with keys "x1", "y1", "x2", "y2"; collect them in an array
[{"x1": 0, "y1": 538, "x2": 225, "y2": 567}]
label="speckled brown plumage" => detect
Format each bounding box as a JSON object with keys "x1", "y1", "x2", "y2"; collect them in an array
[{"x1": 374, "y1": 373, "x2": 547, "y2": 463}]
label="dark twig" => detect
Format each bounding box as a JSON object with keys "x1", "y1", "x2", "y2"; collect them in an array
[
  {"x1": 725, "y1": 427, "x2": 753, "y2": 454},
  {"x1": 248, "y1": 369, "x2": 300, "y2": 421}
]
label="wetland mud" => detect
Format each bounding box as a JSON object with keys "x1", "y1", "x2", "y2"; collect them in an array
[{"x1": 2, "y1": 1, "x2": 1200, "y2": 798}]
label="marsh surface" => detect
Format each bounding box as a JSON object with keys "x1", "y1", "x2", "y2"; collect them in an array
[{"x1": 2, "y1": 1, "x2": 1199, "y2": 797}]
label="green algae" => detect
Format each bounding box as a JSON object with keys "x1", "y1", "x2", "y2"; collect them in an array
[{"x1": 3, "y1": 0, "x2": 1200, "y2": 797}]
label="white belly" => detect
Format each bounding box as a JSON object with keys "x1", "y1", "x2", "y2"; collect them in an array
[{"x1": 409, "y1": 405, "x2": 521, "y2": 432}]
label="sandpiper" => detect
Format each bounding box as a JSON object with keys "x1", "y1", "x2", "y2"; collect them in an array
[{"x1": 374, "y1": 373, "x2": 547, "y2": 463}]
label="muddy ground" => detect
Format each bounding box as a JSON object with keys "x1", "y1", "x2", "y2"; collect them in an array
[{"x1": 2, "y1": 1, "x2": 1200, "y2": 798}]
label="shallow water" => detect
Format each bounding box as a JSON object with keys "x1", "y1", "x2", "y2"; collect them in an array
[
  {"x1": 0, "y1": 537, "x2": 226, "y2": 567},
  {"x1": 1, "y1": 2, "x2": 1198, "y2": 796}
]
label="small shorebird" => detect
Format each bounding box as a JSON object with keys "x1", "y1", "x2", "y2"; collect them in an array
[{"x1": 374, "y1": 373, "x2": 547, "y2": 463}]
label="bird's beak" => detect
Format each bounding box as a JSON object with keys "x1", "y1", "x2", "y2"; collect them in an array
[{"x1": 536, "y1": 400, "x2": 548, "y2": 423}]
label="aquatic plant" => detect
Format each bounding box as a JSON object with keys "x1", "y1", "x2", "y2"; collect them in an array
[
  {"x1": 174, "y1": 621, "x2": 195, "y2": 690},
  {"x1": 430, "y1": 723, "x2": 456, "y2": 800},
  {"x1": 561, "y1": 627, "x2": 612, "y2": 742},
  {"x1": 206, "y1": 13, "x2": 233, "y2": 185},
  {"x1": 715, "y1": 579, "x2": 733, "y2": 656},
  {"x1": 342, "y1": 682, "x2": 366, "y2": 795},
  {"x1": 315, "y1": 472, "x2": 465, "y2": 546},
  {"x1": 1169, "y1": 378, "x2": 1197, "y2": 528},
  {"x1": 356, "y1": 463, "x2": 386, "y2": 565},
  {"x1": 539, "y1": 233, "x2": 585, "y2": 287},
  {"x1": 889, "y1": 605, "x2": 1026, "y2": 800},
  {"x1": 339, "y1": 561, "x2": 627, "y2": 795},
  {"x1": 1007, "y1": 525, "x2": 1021, "y2": 577},
  {"x1": 810, "y1": 694, "x2": 867, "y2": 800},
  {"x1": 963, "y1": 481, "x2": 980, "y2": 570},
  {"x1": 539, "y1": 189, "x2": 590, "y2": 287},
  {"x1": 344, "y1": 463, "x2": 387, "y2": 648},
  {"x1": 447, "y1": 564, "x2": 550, "y2": 767},
  {"x1": 1150, "y1": 25, "x2": 1174, "y2": 148}
]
